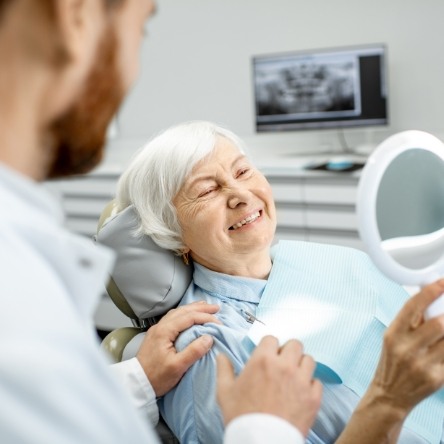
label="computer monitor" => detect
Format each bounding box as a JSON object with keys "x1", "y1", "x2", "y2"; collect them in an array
[{"x1": 252, "y1": 44, "x2": 388, "y2": 132}]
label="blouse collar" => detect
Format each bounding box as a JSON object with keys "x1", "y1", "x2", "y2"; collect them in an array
[{"x1": 193, "y1": 262, "x2": 267, "y2": 303}]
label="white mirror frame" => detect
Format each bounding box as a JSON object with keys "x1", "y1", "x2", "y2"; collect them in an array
[{"x1": 357, "y1": 130, "x2": 444, "y2": 288}]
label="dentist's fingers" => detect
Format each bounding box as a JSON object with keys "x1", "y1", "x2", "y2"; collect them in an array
[
  {"x1": 136, "y1": 302, "x2": 220, "y2": 396},
  {"x1": 175, "y1": 334, "x2": 214, "y2": 372},
  {"x1": 159, "y1": 302, "x2": 221, "y2": 339},
  {"x1": 162, "y1": 301, "x2": 221, "y2": 323},
  {"x1": 217, "y1": 335, "x2": 322, "y2": 437},
  {"x1": 279, "y1": 338, "x2": 303, "y2": 357}
]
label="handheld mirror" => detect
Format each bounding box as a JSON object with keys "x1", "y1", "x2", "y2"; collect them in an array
[{"x1": 357, "y1": 130, "x2": 444, "y2": 319}]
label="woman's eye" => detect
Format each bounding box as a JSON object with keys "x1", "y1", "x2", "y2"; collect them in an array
[
  {"x1": 237, "y1": 168, "x2": 250, "y2": 177},
  {"x1": 198, "y1": 188, "x2": 215, "y2": 198}
]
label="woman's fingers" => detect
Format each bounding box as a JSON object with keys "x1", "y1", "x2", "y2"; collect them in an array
[
  {"x1": 409, "y1": 314, "x2": 444, "y2": 350},
  {"x1": 393, "y1": 281, "x2": 444, "y2": 333}
]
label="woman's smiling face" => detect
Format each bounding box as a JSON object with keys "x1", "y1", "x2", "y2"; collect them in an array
[{"x1": 173, "y1": 138, "x2": 276, "y2": 277}]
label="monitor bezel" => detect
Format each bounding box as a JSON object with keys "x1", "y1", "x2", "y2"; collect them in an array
[{"x1": 252, "y1": 43, "x2": 389, "y2": 133}]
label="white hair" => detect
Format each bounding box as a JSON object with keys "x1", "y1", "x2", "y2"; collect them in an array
[{"x1": 115, "y1": 121, "x2": 246, "y2": 253}]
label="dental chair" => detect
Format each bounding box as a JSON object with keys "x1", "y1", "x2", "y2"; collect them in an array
[{"x1": 94, "y1": 200, "x2": 193, "y2": 443}]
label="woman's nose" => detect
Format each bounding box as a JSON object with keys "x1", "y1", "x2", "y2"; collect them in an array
[{"x1": 227, "y1": 185, "x2": 250, "y2": 209}]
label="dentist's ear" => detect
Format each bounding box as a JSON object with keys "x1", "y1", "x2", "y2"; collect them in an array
[
  {"x1": 41, "y1": 0, "x2": 107, "y2": 119},
  {"x1": 55, "y1": 0, "x2": 105, "y2": 69}
]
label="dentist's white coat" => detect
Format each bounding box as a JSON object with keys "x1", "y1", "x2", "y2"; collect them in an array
[{"x1": 0, "y1": 163, "x2": 302, "y2": 444}]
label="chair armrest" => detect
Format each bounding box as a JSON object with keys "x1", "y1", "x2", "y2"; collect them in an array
[{"x1": 101, "y1": 327, "x2": 144, "y2": 363}]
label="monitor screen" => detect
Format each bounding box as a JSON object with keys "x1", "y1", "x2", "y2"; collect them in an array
[{"x1": 252, "y1": 44, "x2": 388, "y2": 132}]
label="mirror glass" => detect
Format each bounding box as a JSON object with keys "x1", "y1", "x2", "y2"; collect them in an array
[
  {"x1": 357, "y1": 131, "x2": 444, "y2": 317},
  {"x1": 377, "y1": 149, "x2": 444, "y2": 269}
]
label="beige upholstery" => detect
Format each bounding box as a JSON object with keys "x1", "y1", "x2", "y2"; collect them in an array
[{"x1": 101, "y1": 327, "x2": 143, "y2": 364}]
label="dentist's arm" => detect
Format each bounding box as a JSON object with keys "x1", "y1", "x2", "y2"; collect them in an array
[{"x1": 336, "y1": 280, "x2": 444, "y2": 444}]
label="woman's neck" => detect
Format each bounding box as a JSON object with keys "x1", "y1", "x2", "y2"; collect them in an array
[{"x1": 193, "y1": 251, "x2": 272, "y2": 280}]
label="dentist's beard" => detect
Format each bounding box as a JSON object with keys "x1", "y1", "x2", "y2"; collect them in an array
[{"x1": 46, "y1": 26, "x2": 124, "y2": 179}]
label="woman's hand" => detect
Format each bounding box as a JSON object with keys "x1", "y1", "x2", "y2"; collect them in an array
[
  {"x1": 369, "y1": 280, "x2": 444, "y2": 414},
  {"x1": 136, "y1": 301, "x2": 221, "y2": 396},
  {"x1": 337, "y1": 280, "x2": 444, "y2": 444},
  {"x1": 216, "y1": 336, "x2": 322, "y2": 437}
]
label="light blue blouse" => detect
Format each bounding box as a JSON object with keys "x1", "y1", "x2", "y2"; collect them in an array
[{"x1": 159, "y1": 262, "x2": 441, "y2": 444}]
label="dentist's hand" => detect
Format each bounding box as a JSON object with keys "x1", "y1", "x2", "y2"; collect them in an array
[
  {"x1": 136, "y1": 301, "x2": 220, "y2": 396},
  {"x1": 216, "y1": 336, "x2": 322, "y2": 437}
]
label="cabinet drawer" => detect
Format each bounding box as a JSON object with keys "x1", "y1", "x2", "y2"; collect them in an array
[
  {"x1": 270, "y1": 182, "x2": 304, "y2": 203},
  {"x1": 54, "y1": 178, "x2": 117, "y2": 197},
  {"x1": 305, "y1": 209, "x2": 357, "y2": 230},
  {"x1": 304, "y1": 184, "x2": 357, "y2": 205},
  {"x1": 308, "y1": 231, "x2": 364, "y2": 250},
  {"x1": 63, "y1": 197, "x2": 110, "y2": 217},
  {"x1": 276, "y1": 207, "x2": 305, "y2": 227},
  {"x1": 273, "y1": 228, "x2": 306, "y2": 244},
  {"x1": 65, "y1": 218, "x2": 98, "y2": 237}
]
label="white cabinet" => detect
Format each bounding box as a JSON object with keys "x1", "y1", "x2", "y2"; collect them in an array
[
  {"x1": 262, "y1": 168, "x2": 363, "y2": 250},
  {"x1": 47, "y1": 168, "x2": 120, "y2": 237}
]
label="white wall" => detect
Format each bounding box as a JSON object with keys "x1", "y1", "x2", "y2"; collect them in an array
[{"x1": 104, "y1": 0, "x2": 444, "y2": 165}]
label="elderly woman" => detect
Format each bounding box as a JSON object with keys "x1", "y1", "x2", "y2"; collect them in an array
[{"x1": 116, "y1": 121, "x2": 444, "y2": 444}]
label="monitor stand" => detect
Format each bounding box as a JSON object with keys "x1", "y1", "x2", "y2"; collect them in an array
[{"x1": 281, "y1": 128, "x2": 375, "y2": 171}]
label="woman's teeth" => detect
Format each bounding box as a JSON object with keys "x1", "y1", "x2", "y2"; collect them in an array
[{"x1": 230, "y1": 211, "x2": 261, "y2": 230}]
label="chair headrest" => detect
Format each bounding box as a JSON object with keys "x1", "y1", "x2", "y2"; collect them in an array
[{"x1": 95, "y1": 203, "x2": 193, "y2": 320}]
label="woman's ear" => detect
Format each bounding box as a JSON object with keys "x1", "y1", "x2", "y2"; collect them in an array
[{"x1": 181, "y1": 249, "x2": 191, "y2": 266}]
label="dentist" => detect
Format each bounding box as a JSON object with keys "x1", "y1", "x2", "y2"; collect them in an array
[{"x1": 0, "y1": 1, "x2": 320, "y2": 443}]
